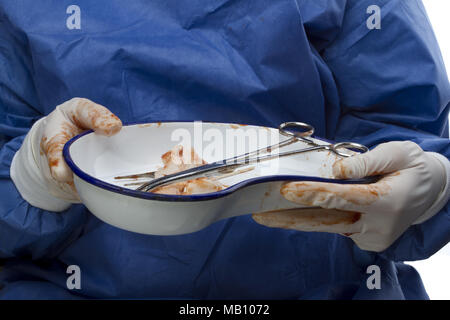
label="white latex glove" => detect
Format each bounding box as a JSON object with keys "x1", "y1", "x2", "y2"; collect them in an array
[
  {"x1": 11, "y1": 98, "x2": 122, "y2": 212},
  {"x1": 253, "y1": 141, "x2": 450, "y2": 252}
]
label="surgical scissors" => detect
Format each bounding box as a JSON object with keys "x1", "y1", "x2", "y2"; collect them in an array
[{"x1": 136, "y1": 122, "x2": 369, "y2": 192}]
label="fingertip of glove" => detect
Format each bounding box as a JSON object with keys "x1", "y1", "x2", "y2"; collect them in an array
[
  {"x1": 332, "y1": 158, "x2": 357, "y2": 179},
  {"x1": 280, "y1": 181, "x2": 321, "y2": 206},
  {"x1": 72, "y1": 98, "x2": 123, "y2": 136},
  {"x1": 333, "y1": 151, "x2": 372, "y2": 179},
  {"x1": 280, "y1": 182, "x2": 303, "y2": 197},
  {"x1": 251, "y1": 213, "x2": 262, "y2": 221},
  {"x1": 251, "y1": 212, "x2": 277, "y2": 228},
  {"x1": 94, "y1": 115, "x2": 123, "y2": 136},
  {"x1": 332, "y1": 159, "x2": 346, "y2": 178}
]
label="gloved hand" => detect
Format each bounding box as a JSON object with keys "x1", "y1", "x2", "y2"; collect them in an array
[
  {"x1": 11, "y1": 98, "x2": 122, "y2": 212},
  {"x1": 253, "y1": 141, "x2": 450, "y2": 252}
]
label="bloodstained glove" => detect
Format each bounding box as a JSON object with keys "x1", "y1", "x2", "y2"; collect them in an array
[
  {"x1": 11, "y1": 98, "x2": 122, "y2": 212},
  {"x1": 253, "y1": 141, "x2": 450, "y2": 252}
]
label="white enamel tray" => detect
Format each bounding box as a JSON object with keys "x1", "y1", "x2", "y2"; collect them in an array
[{"x1": 64, "y1": 122, "x2": 374, "y2": 235}]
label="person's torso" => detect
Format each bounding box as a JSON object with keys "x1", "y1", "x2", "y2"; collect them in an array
[
  {"x1": 4, "y1": 0, "x2": 335, "y2": 134},
  {"x1": 1, "y1": 0, "x2": 371, "y2": 299}
]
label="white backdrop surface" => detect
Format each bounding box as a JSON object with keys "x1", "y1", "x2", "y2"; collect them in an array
[{"x1": 406, "y1": 0, "x2": 450, "y2": 300}]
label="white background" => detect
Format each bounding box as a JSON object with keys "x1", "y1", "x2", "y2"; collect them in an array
[{"x1": 405, "y1": 0, "x2": 450, "y2": 300}]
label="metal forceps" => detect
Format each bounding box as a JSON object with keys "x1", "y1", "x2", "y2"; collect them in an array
[{"x1": 136, "y1": 122, "x2": 369, "y2": 192}]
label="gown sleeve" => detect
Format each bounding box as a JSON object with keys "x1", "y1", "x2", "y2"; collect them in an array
[{"x1": 311, "y1": 0, "x2": 450, "y2": 261}]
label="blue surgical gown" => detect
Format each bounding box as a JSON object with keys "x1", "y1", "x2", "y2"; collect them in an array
[{"x1": 0, "y1": 0, "x2": 449, "y2": 299}]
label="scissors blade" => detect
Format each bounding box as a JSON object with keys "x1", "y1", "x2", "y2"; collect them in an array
[
  {"x1": 136, "y1": 143, "x2": 328, "y2": 193},
  {"x1": 136, "y1": 138, "x2": 296, "y2": 192},
  {"x1": 114, "y1": 171, "x2": 156, "y2": 180},
  {"x1": 136, "y1": 162, "x2": 242, "y2": 192}
]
